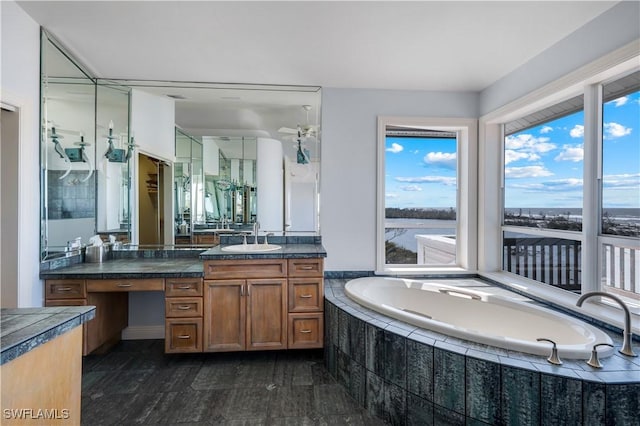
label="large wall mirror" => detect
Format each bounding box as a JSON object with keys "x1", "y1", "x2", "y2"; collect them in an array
[
  {"x1": 40, "y1": 31, "x2": 321, "y2": 259},
  {"x1": 40, "y1": 30, "x2": 131, "y2": 260},
  {"x1": 121, "y1": 81, "x2": 321, "y2": 246}
]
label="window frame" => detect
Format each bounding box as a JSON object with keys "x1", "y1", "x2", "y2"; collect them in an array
[
  {"x1": 478, "y1": 46, "x2": 640, "y2": 327},
  {"x1": 376, "y1": 116, "x2": 478, "y2": 275}
]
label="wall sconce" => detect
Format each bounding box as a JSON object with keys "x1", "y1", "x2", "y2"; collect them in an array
[
  {"x1": 104, "y1": 120, "x2": 128, "y2": 163},
  {"x1": 64, "y1": 132, "x2": 93, "y2": 182}
]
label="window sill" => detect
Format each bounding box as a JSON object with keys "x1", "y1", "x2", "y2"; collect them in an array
[{"x1": 480, "y1": 271, "x2": 640, "y2": 335}]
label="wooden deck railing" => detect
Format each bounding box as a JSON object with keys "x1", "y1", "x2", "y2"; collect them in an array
[
  {"x1": 503, "y1": 237, "x2": 581, "y2": 291},
  {"x1": 602, "y1": 242, "x2": 639, "y2": 300}
]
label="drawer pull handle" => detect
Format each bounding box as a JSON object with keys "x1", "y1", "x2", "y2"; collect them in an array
[
  {"x1": 300, "y1": 330, "x2": 312, "y2": 334},
  {"x1": 56, "y1": 287, "x2": 72, "y2": 291},
  {"x1": 176, "y1": 285, "x2": 193, "y2": 290},
  {"x1": 300, "y1": 294, "x2": 313, "y2": 299},
  {"x1": 177, "y1": 305, "x2": 192, "y2": 310},
  {"x1": 177, "y1": 335, "x2": 191, "y2": 339},
  {"x1": 300, "y1": 265, "x2": 314, "y2": 270},
  {"x1": 117, "y1": 283, "x2": 132, "y2": 288}
]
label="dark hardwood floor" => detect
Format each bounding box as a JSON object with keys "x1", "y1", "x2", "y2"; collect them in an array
[{"x1": 81, "y1": 340, "x2": 387, "y2": 425}]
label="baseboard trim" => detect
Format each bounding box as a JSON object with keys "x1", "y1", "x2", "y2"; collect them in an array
[{"x1": 121, "y1": 325, "x2": 165, "y2": 340}]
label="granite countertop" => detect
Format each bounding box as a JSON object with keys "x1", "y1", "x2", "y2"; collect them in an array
[
  {"x1": 1, "y1": 306, "x2": 95, "y2": 365},
  {"x1": 40, "y1": 258, "x2": 205, "y2": 279},
  {"x1": 199, "y1": 243, "x2": 327, "y2": 260}
]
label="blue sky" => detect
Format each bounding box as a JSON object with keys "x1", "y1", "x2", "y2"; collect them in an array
[
  {"x1": 385, "y1": 137, "x2": 457, "y2": 208},
  {"x1": 385, "y1": 90, "x2": 639, "y2": 210}
]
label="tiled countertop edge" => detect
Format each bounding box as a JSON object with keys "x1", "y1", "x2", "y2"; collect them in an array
[{"x1": 1, "y1": 306, "x2": 96, "y2": 366}]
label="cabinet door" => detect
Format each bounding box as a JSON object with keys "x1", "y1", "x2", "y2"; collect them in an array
[
  {"x1": 246, "y1": 278, "x2": 287, "y2": 351},
  {"x1": 204, "y1": 280, "x2": 246, "y2": 352}
]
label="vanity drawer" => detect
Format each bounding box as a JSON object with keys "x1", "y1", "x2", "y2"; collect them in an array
[
  {"x1": 288, "y1": 278, "x2": 323, "y2": 312},
  {"x1": 165, "y1": 318, "x2": 203, "y2": 353},
  {"x1": 288, "y1": 258, "x2": 323, "y2": 277},
  {"x1": 165, "y1": 297, "x2": 203, "y2": 318},
  {"x1": 45, "y1": 280, "x2": 86, "y2": 299},
  {"x1": 165, "y1": 278, "x2": 203, "y2": 297},
  {"x1": 204, "y1": 259, "x2": 287, "y2": 279},
  {"x1": 287, "y1": 313, "x2": 323, "y2": 349},
  {"x1": 86, "y1": 278, "x2": 164, "y2": 292}
]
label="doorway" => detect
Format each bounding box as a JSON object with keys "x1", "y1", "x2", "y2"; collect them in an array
[
  {"x1": 1, "y1": 104, "x2": 19, "y2": 307},
  {"x1": 138, "y1": 153, "x2": 166, "y2": 245}
]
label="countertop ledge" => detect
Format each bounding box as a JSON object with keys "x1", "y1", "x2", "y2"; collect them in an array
[
  {"x1": 1, "y1": 306, "x2": 95, "y2": 365},
  {"x1": 39, "y1": 244, "x2": 326, "y2": 279}
]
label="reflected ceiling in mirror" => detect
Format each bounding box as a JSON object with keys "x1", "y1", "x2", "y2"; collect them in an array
[{"x1": 110, "y1": 80, "x2": 321, "y2": 162}]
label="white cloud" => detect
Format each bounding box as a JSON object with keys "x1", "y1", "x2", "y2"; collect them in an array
[
  {"x1": 505, "y1": 134, "x2": 555, "y2": 154},
  {"x1": 611, "y1": 96, "x2": 628, "y2": 107},
  {"x1": 569, "y1": 125, "x2": 584, "y2": 138},
  {"x1": 554, "y1": 145, "x2": 584, "y2": 162},
  {"x1": 411, "y1": 150, "x2": 420, "y2": 155},
  {"x1": 423, "y1": 151, "x2": 457, "y2": 168},
  {"x1": 540, "y1": 126, "x2": 553, "y2": 134},
  {"x1": 400, "y1": 185, "x2": 423, "y2": 192},
  {"x1": 504, "y1": 165, "x2": 554, "y2": 179},
  {"x1": 386, "y1": 142, "x2": 403, "y2": 153},
  {"x1": 385, "y1": 193, "x2": 399, "y2": 199},
  {"x1": 602, "y1": 173, "x2": 640, "y2": 189},
  {"x1": 604, "y1": 122, "x2": 632, "y2": 138},
  {"x1": 507, "y1": 178, "x2": 583, "y2": 192},
  {"x1": 396, "y1": 176, "x2": 457, "y2": 186}
]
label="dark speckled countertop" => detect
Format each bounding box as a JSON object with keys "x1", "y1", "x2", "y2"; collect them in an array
[
  {"x1": 39, "y1": 242, "x2": 326, "y2": 279},
  {"x1": 40, "y1": 258, "x2": 205, "y2": 279},
  {"x1": 1, "y1": 306, "x2": 95, "y2": 365}
]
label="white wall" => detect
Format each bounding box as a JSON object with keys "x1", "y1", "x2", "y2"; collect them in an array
[
  {"x1": 480, "y1": 1, "x2": 640, "y2": 116},
  {"x1": 320, "y1": 89, "x2": 478, "y2": 271},
  {"x1": 1, "y1": 1, "x2": 42, "y2": 307}
]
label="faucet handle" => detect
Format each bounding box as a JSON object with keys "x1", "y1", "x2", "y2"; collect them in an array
[
  {"x1": 587, "y1": 343, "x2": 614, "y2": 369},
  {"x1": 537, "y1": 338, "x2": 562, "y2": 365}
]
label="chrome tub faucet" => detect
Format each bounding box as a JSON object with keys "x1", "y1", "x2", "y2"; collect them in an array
[{"x1": 576, "y1": 292, "x2": 636, "y2": 357}]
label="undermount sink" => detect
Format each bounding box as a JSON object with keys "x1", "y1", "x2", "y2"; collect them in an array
[{"x1": 221, "y1": 243, "x2": 282, "y2": 253}]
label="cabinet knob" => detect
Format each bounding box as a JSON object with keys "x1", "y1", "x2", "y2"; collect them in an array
[
  {"x1": 300, "y1": 330, "x2": 312, "y2": 334},
  {"x1": 300, "y1": 294, "x2": 313, "y2": 299},
  {"x1": 177, "y1": 305, "x2": 192, "y2": 310},
  {"x1": 177, "y1": 285, "x2": 192, "y2": 290},
  {"x1": 177, "y1": 335, "x2": 191, "y2": 339}
]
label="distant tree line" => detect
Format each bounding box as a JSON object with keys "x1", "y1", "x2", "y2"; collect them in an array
[{"x1": 386, "y1": 207, "x2": 456, "y2": 220}]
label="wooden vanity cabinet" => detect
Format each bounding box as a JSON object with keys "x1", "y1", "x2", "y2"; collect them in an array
[
  {"x1": 203, "y1": 260, "x2": 288, "y2": 352},
  {"x1": 203, "y1": 257, "x2": 324, "y2": 352},
  {"x1": 45, "y1": 279, "x2": 127, "y2": 355},
  {"x1": 165, "y1": 278, "x2": 203, "y2": 353}
]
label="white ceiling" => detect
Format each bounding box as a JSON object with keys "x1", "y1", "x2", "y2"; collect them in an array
[{"x1": 18, "y1": 1, "x2": 619, "y2": 148}]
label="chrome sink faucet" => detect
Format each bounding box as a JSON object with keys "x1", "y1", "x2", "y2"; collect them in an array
[
  {"x1": 576, "y1": 292, "x2": 636, "y2": 357},
  {"x1": 253, "y1": 221, "x2": 260, "y2": 244}
]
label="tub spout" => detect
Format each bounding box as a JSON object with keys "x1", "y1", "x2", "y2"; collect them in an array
[{"x1": 576, "y1": 292, "x2": 636, "y2": 357}]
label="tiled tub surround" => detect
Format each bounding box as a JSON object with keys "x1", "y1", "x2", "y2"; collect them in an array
[{"x1": 324, "y1": 278, "x2": 640, "y2": 426}]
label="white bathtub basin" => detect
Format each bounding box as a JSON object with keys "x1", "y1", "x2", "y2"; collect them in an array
[
  {"x1": 345, "y1": 277, "x2": 614, "y2": 359},
  {"x1": 221, "y1": 243, "x2": 282, "y2": 253}
]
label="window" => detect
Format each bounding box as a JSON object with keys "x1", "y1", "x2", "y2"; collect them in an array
[
  {"x1": 377, "y1": 117, "x2": 477, "y2": 273},
  {"x1": 502, "y1": 98, "x2": 585, "y2": 289},
  {"x1": 504, "y1": 97, "x2": 584, "y2": 231},
  {"x1": 600, "y1": 71, "x2": 640, "y2": 303},
  {"x1": 601, "y1": 72, "x2": 640, "y2": 238}
]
